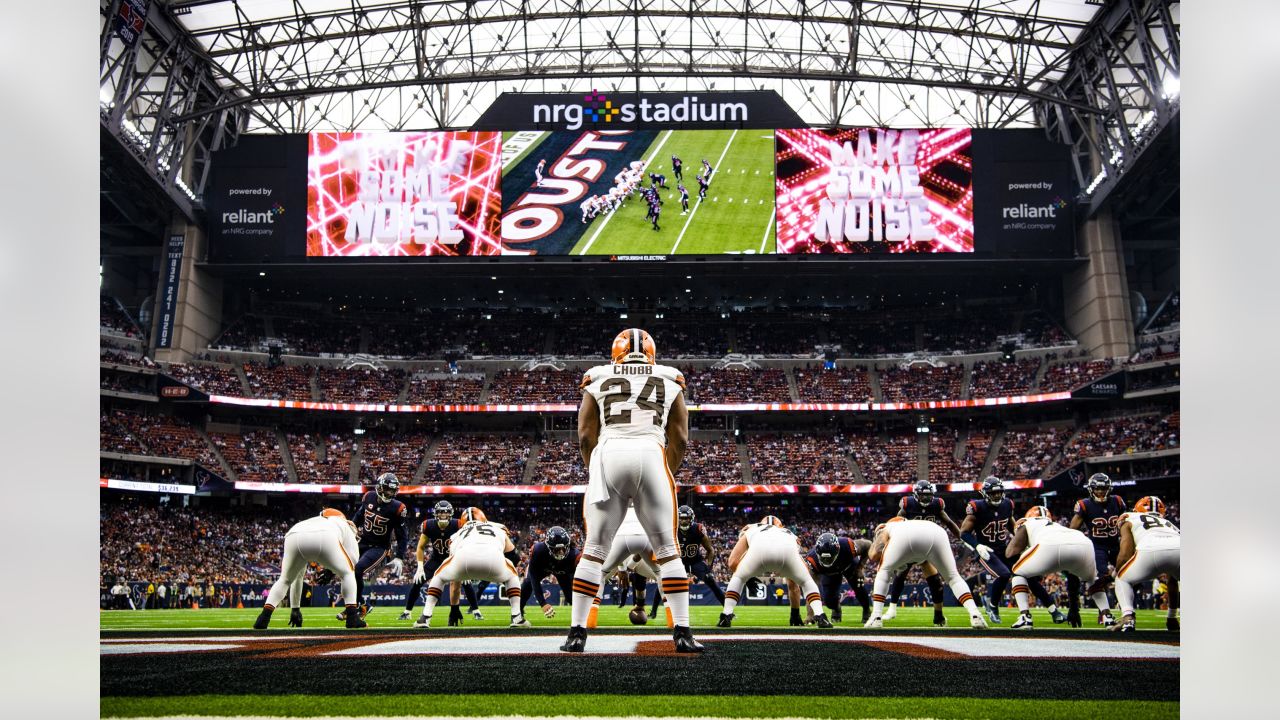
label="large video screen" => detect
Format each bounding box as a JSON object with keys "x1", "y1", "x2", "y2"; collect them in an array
[
  {"x1": 205, "y1": 127, "x2": 1074, "y2": 262},
  {"x1": 306, "y1": 132, "x2": 503, "y2": 257},
  {"x1": 499, "y1": 129, "x2": 776, "y2": 255},
  {"x1": 775, "y1": 128, "x2": 974, "y2": 254}
]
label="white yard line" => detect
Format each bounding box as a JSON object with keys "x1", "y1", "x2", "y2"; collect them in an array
[
  {"x1": 576, "y1": 130, "x2": 674, "y2": 255},
  {"x1": 759, "y1": 206, "x2": 776, "y2": 253},
  {"x1": 669, "y1": 128, "x2": 738, "y2": 254}
]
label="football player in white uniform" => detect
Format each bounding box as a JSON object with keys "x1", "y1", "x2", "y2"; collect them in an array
[
  {"x1": 718, "y1": 516, "x2": 833, "y2": 629},
  {"x1": 588, "y1": 504, "x2": 667, "y2": 628},
  {"x1": 412, "y1": 508, "x2": 531, "y2": 629},
  {"x1": 1004, "y1": 506, "x2": 1099, "y2": 629},
  {"x1": 866, "y1": 518, "x2": 988, "y2": 628},
  {"x1": 561, "y1": 329, "x2": 702, "y2": 653},
  {"x1": 1113, "y1": 496, "x2": 1180, "y2": 632},
  {"x1": 254, "y1": 508, "x2": 366, "y2": 629}
]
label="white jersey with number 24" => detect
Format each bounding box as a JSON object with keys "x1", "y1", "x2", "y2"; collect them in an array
[{"x1": 581, "y1": 363, "x2": 686, "y2": 445}]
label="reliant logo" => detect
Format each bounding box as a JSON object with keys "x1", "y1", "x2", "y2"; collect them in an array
[
  {"x1": 222, "y1": 203, "x2": 285, "y2": 224},
  {"x1": 533, "y1": 90, "x2": 748, "y2": 130},
  {"x1": 1001, "y1": 197, "x2": 1068, "y2": 219}
]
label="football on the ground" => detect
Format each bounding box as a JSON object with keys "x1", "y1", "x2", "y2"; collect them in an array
[{"x1": 628, "y1": 608, "x2": 648, "y2": 625}]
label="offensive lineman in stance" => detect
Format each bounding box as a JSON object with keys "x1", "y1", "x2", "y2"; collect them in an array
[
  {"x1": 561, "y1": 329, "x2": 703, "y2": 653},
  {"x1": 883, "y1": 480, "x2": 961, "y2": 626},
  {"x1": 1004, "y1": 506, "x2": 1099, "y2": 629},
  {"x1": 866, "y1": 518, "x2": 988, "y2": 628},
  {"x1": 254, "y1": 509, "x2": 367, "y2": 629},
  {"x1": 1113, "y1": 496, "x2": 1180, "y2": 632},
  {"x1": 401, "y1": 500, "x2": 481, "y2": 625},
  {"x1": 413, "y1": 508, "x2": 530, "y2": 628},
  {"x1": 718, "y1": 516, "x2": 834, "y2": 629}
]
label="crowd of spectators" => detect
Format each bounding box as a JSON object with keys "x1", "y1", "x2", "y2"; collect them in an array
[
  {"x1": 101, "y1": 348, "x2": 157, "y2": 369},
  {"x1": 100, "y1": 407, "x2": 220, "y2": 469},
  {"x1": 286, "y1": 430, "x2": 356, "y2": 484},
  {"x1": 101, "y1": 368, "x2": 152, "y2": 395},
  {"x1": 274, "y1": 316, "x2": 362, "y2": 355},
  {"x1": 920, "y1": 310, "x2": 1005, "y2": 354},
  {"x1": 1128, "y1": 363, "x2": 1180, "y2": 392},
  {"x1": 166, "y1": 363, "x2": 244, "y2": 396},
  {"x1": 678, "y1": 435, "x2": 744, "y2": 484},
  {"x1": 926, "y1": 428, "x2": 957, "y2": 484},
  {"x1": 211, "y1": 314, "x2": 266, "y2": 350},
  {"x1": 239, "y1": 430, "x2": 290, "y2": 482},
  {"x1": 684, "y1": 368, "x2": 791, "y2": 404},
  {"x1": 529, "y1": 438, "x2": 586, "y2": 484},
  {"x1": 1019, "y1": 310, "x2": 1073, "y2": 347},
  {"x1": 747, "y1": 430, "x2": 855, "y2": 481},
  {"x1": 829, "y1": 320, "x2": 916, "y2": 357},
  {"x1": 955, "y1": 428, "x2": 994, "y2": 482},
  {"x1": 990, "y1": 427, "x2": 1071, "y2": 480},
  {"x1": 100, "y1": 296, "x2": 142, "y2": 338},
  {"x1": 846, "y1": 430, "x2": 918, "y2": 484},
  {"x1": 793, "y1": 367, "x2": 873, "y2": 403},
  {"x1": 733, "y1": 321, "x2": 822, "y2": 357},
  {"x1": 244, "y1": 362, "x2": 315, "y2": 401},
  {"x1": 1038, "y1": 359, "x2": 1116, "y2": 393},
  {"x1": 357, "y1": 428, "x2": 433, "y2": 481},
  {"x1": 969, "y1": 358, "x2": 1040, "y2": 398},
  {"x1": 878, "y1": 364, "x2": 964, "y2": 402},
  {"x1": 1057, "y1": 416, "x2": 1158, "y2": 467},
  {"x1": 316, "y1": 366, "x2": 408, "y2": 403},
  {"x1": 486, "y1": 370, "x2": 583, "y2": 404},
  {"x1": 404, "y1": 373, "x2": 485, "y2": 404},
  {"x1": 422, "y1": 434, "x2": 532, "y2": 485}
]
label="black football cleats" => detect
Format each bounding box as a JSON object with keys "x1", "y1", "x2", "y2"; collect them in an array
[
  {"x1": 1087, "y1": 473, "x2": 1112, "y2": 502},
  {"x1": 980, "y1": 476, "x2": 1005, "y2": 504},
  {"x1": 546, "y1": 526, "x2": 571, "y2": 560},
  {"x1": 433, "y1": 500, "x2": 454, "y2": 524},
  {"x1": 912, "y1": 479, "x2": 936, "y2": 505},
  {"x1": 678, "y1": 505, "x2": 695, "y2": 531},
  {"x1": 375, "y1": 472, "x2": 399, "y2": 503},
  {"x1": 814, "y1": 532, "x2": 841, "y2": 568}
]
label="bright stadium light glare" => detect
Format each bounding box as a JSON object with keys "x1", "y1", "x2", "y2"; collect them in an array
[{"x1": 1162, "y1": 74, "x2": 1180, "y2": 100}]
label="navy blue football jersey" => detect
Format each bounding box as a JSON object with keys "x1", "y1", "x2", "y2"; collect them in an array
[
  {"x1": 965, "y1": 497, "x2": 1014, "y2": 549},
  {"x1": 420, "y1": 517, "x2": 464, "y2": 559},
  {"x1": 526, "y1": 541, "x2": 580, "y2": 579},
  {"x1": 1074, "y1": 495, "x2": 1127, "y2": 548},
  {"x1": 679, "y1": 523, "x2": 709, "y2": 565},
  {"x1": 353, "y1": 491, "x2": 409, "y2": 554},
  {"x1": 899, "y1": 495, "x2": 947, "y2": 523},
  {"x1": 803, "y1": 537, "x2": 864, "y2": 576}
]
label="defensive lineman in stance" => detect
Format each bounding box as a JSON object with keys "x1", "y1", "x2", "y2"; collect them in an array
[
  {"x1": 718, "y1": 516, "x2": 834, "y2": 629},
  {"x1": 804, "y1": 532, "x2": 873, "y2": 623},
  {"x1": 521, "y1": 526, "x2": 579, "y2": 620},
  {"x1": 254, "y1": 509, "x2": 367, "y2": 629},
  {"x1": 1004, "y1": 506, "x2": 1099, "y2": 629},
  {"x1": 866, "y1": 518, "x2": 988, "y2": 628},
  {"x1": 561, "y1": 328, "x2": 703, "y2": 653},
  {"x1": 678, "y1": 505, "x2": 727, "y2": 605},
  {"x1": 413, "y1": 508, "x2": 530, "y2": 628},
  {"x1": 1113, "y1": 496, "x2": 1180, "y2": 632}
]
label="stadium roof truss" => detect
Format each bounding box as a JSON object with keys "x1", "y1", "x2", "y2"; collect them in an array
[{"x1": 100, "y1": 0, "x2": 1178, "y2": 219}]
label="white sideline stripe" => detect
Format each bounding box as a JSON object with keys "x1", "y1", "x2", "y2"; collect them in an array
[
  {"x1": 759, "y1": 207, "x2": 776, "y2": 253},
  {"x1": 101, "y1": 643, "x2": 243, "y2": 654},
  {"x1": 101, "y1": 635, "x2": 346, "y2": 642},
  {"x1": 669, "y1": 129, "x2": 738, "y2": 254},
  {"x1": 326, "y1": 634, "x2": 1180, "y2": 658},
  {"x1": 577, "y1": 130, "x2": 674, "y2": 254}
]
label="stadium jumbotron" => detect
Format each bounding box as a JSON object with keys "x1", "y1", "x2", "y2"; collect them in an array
[{"x1": 99, "y1": 1, "x2": 1181, "y2": 718}]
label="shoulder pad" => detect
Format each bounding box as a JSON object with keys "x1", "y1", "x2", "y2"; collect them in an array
[
  {"x1": 899, "y1": 496, "x2": 909, "y2": 509},
  {"x1": 1115, "y1": 495, "x2": 1127, "y2": 509},
  {"x1": 937, "y1": 497, "x2": 946, "y2": 510},
  {"x1": 966, "y1": 500, "x2": 978, "y2": 514},
  {"x1": 1074, "y1": 499, "x2": 1086, "y2": 513}
]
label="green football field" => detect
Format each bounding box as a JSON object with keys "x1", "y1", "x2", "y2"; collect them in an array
[
  {"x1": 571, "y1": 129, "x2": 777, "y2": 255},
  {"x1": 100, "y1": 606, "x2": 1177, "y2": 719}
]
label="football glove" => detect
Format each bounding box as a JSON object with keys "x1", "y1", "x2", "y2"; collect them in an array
[
  {"x1": 413, "y1": 564, "x2": 426, "y2": 583},
  {"x1": 389, "y1": 558, "x2": 404, "y2": 577},
  {"x1": 789, "y1": 607, "x2": 804, "y2": 627},
  {"x1": 1067, "y1": 608, "x2": 1082, "y2": 628},
  {"x1": 448, "y1": 605, "x2": 465, "y2": 626},
  {"x1": 542, "y1": 604, "x2": 556, "y2": 618},
  {"x1": 976, "y1": 544, "x2": 993, "y2": 561},
  {"x1": 288, "y1": 608, "x2": 303, "y2": 627}
]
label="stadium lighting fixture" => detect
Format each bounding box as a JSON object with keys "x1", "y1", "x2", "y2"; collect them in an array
[
  {"x1": 259, "y1": 271, "x2": 266, "y2": 276},
  {"x1": 1162, "y1": 75, "x2": 1180, "y2": 100},
  {"x1": 498, "y1": 289, "x2": 504, "y2": 294},
  {"x1": 619, "y1": 313, "x2": 628, "y2": 319}
]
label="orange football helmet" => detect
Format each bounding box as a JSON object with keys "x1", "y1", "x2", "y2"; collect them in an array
[
  {"x1": 461, "y1": 507, "x2": 488, "y2": 523},
  {"x1": 1133, "y1": 496, "x2": 1166, "y2": 516},
  {"x1": 320, "y1": 507, "x2": 346, "y2": 519},
  {"x1": 611, "y1": 328, "x2": 656, "y2": 364},
  {"x1": 759, "y1": 515, "x2": 784, "y2": 528}
]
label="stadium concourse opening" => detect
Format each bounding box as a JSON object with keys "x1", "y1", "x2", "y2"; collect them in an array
[{"x1": 101, "y1": 0, "x2": 1179, "y2": 718}]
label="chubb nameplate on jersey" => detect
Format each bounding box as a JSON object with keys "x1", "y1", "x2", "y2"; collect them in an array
[{"x1": 613, "y1": 365, "x2": 654, "y2": 375}]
